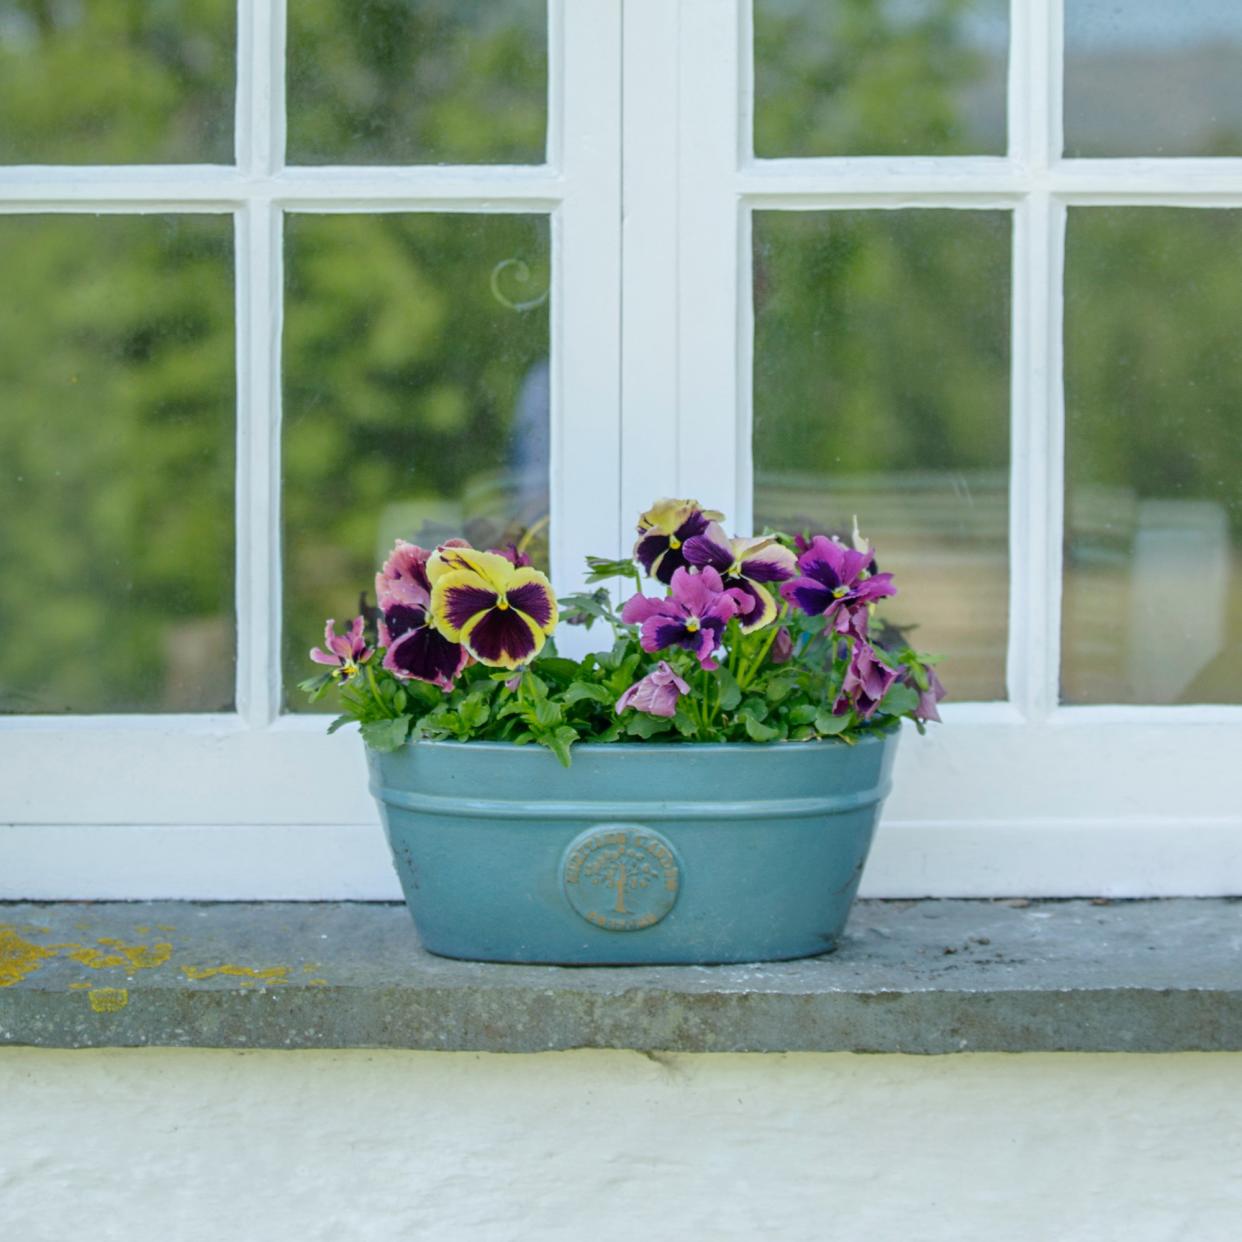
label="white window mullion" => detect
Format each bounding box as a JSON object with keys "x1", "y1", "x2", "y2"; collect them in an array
[
  {"x1": 235, "y1": 0, "x2": 285, "y2": 725},
  {"x1": 1008, "y1": 0, "x2": 1064, "y2": 718},
  {"x1": 677, "y1": 0, "x2": 747, "y2": 526},
  {"x1": 548, "y1": 0, "x2": 623, "y2": 610},
  {"x1": 619, "y1": 0, "x2": 681, "y2": 523},
  {"x1": 235, "y1": 203, "x2": 283, "y2": 725}
]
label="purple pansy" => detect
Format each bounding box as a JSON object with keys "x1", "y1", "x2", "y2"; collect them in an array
[
  {"x1": 380, "y1": 602, "x2": 469, "y2": 691},
  {"x1": 633, "y1": 498, "x2": 724, "y2": 584},
  {"x1": 682, "y1": 522, "x2": 797, "y2": 631},
  {"x1": 310, "y1": 616, "x2": 373, "y2": 679},
  {"x1": 781, "y1": 535, "x2": 896, "y2": 638},
  {"x1": 373, "y1": 539, "x2": 470, "y2": 690},
  {"x1": 905, "y1": 662, "x2": 947, "y2": 724},
  {"x1": 620, "y1": 566, "x2": 746, "y2": 670},
  {"x1": 489, "y1": 543, "x2": 533, "y2": 568},
  {"x1": 615, "y1": 661, "x2": 692, "y2": 719},
  {"x1": 835, "y1": 640, "x2": 900, "y2": 720},
  {"x1": 769, "y1": 626, "x2": 794, "y2": 665}
]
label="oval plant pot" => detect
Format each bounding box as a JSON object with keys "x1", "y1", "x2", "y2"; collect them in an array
[{"x1": 367, "y1": 732, "x2": 900, "y2": 965}]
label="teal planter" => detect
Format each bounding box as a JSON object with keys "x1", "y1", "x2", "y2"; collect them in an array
[{"x1": 367, "y1": 733, "x2": 900, "y2": 965}]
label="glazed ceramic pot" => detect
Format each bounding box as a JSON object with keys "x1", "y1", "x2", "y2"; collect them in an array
[{"x1": 367, "y1": 733, "x2": 899, "y2": 965}]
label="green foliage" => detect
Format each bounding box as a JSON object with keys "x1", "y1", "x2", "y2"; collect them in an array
[{"x1": 309, "y1": 549, "x2": 928, "y2": 764}]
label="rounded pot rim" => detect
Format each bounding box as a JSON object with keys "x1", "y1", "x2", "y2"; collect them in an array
[{"x1": 369, "y1": 731, "x2": 899, "y2": 757}]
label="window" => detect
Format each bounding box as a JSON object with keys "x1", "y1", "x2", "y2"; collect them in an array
[{"x1": 2, "y1": 1, "x2": 1238, "y2": 899}]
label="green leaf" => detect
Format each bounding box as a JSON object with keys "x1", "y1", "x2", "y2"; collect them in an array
[
  {"x1": 786, "y1": 703, "x2": 819, "y2": 726},
  {"x1": 298, "y1": 672, "x2": 332, "y2": 694},
  {"x1": 564, "y1": 681, "x2": 615, "y2": 706},
  {"x1": 764, "y1": 674, "x2": 798, "y2": 704},
  {"x1": 456, "y1": 694, "x2": 491, "y2": 732},
  {"x1": 531, "y1": 699, "x2": 563, "y2": 729},
  {"x1": 814, "y1": 709, "x2": 851, "y2": 736},
  {"x1": 585, "y1": 555, "x2": 640, "y2": 585},
  {"x1": 325, "y1": 714, "x2": 355, "y2": 736},
  {"x1": 739, "y1": 697, "x2": 768, "y2": 722},
  {"x1": 713, "y1": 666, "x2": 742, "y2": 711},
  {"x1": 541, "y1": 725, "x2": 579, "y2": 768},
  {"x1": 557, "y1": 590, "x2": 614, "y2": 629},
  {"x1": 671, "y1": 705, "x2": 699, "y2": 739},
  {"x1": 535, "y1": 657, "x2": 581, "y2": 685},
  {"x1": 625, "y1": 713, "x2": 673, "y2": 739},
  {"x1": 742, "y1": 713, "x2": 780, "y2": 742},
  {"x1": 360, "y1": 716, "x2": 412, "y2": 752},
  {"x1": 878, "y1": 683, "x2": 920, "y2": 717}
]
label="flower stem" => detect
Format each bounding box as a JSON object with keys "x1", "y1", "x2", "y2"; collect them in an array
[
  {"x1": 365, "y1": 660, "x2": 390, "y2": 717},
  {"x1": 737, "y1": 605, "x2": 788, "y2": 691}
]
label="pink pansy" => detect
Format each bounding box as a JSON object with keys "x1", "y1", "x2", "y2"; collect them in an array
[
  {"x1": 615, "y1": 661, "x2": 692, "y2": 719},
  {"x1": 833, "y1": 640, "x2": 899, "y2": 720},
  {"x1": 621, "y1": 566, "x2": 748, "y2": 671},
  {"x1": 310, "y1": 616, "x2": 372, "y2": 678}
]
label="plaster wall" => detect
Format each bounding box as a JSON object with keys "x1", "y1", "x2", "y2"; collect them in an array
[{"x1": 2, "y1": 1049, "x2": 1240, "y2": 1241}]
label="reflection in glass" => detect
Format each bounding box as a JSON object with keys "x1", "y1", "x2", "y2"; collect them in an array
[
  {"x1": 753, "y1": 0, "x2": 1008, "y2": 157},
  {"x1": 1063, "y1": 209, "x2": 1242, "y2": 704},
  {"x1": 0, "y1": 215, "x2": 235, "y2": 713},
  {"x1": 1065, "y1": 0, "x2": 1242, "y2": 157},
  {"x1": 752, "y1": 210, "x2": 1011, "y2": 701},
  {"x1": 288, "y1": 0, "x2": 547, "y2": 165},
  {"x1": 283, "y1": 212, "x2": 551, "y2": 709},
  {"x1": 0, "y1": 0, "x2": 234, "y2": 164}
]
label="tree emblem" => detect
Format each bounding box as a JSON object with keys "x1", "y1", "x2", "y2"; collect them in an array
[
  {"x1": 562, "y1": 826, "x2": 681, "y2": 932},
  {"x1": 580, "y1": 841, "x2": 660, "y2": 915}
]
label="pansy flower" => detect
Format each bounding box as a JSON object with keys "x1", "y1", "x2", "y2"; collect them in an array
[
  {"x1": 834, "y1": 640, "x2": 899, "y2": 720},
  {"x1": 428, "y1": 546, "x2": 558, "y2": 670},
  {"x1": 903, "y1": 662, "x2": 947, "y2": 724},
  {"x1": 310, "y1": 617, "x2": 372, "y2": 681},
  {"x1": 781, "y1": 535, "x2": 896, "y2": 638},
  {"x1": 633, "y1": 498, "x2": 724, "y2": 584},
  {"x1": 489, "y1": 542, "x2": 533, "y2": 568},
  {"x1": 682, "y1": 522, "x2": 797, "y2": 631},
  {"x1": 380, "y1": 603, "x2": 469, "y2": 691},
  {"x1": 620, "y1": 566, "x2": 745, "y2": 670},
  {"x1": 373, "y1": 540, "x2": 469, "y2": 690},
  {"x1": 615, "y1": 661, "x2": 691, "y2": 719}
]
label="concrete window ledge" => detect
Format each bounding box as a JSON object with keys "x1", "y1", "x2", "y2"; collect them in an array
[{"x1": 1, "y1": 899, "x2": 1239, "y2": 1053}]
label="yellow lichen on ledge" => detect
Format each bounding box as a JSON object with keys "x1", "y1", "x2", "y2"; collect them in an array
[
  {"x1": 181, "y1": 964, "x2": 291, "y2": 985},
  {"x1": 0, "y1": 927, "x2": 58, "y2": 988}
]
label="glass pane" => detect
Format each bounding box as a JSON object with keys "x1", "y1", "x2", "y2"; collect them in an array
[
  {"x1": 283, "y1": 212, "x2": 551, "y2": 709},
  {"x1": 0, "y1": 0, "x2": 235, "y2": 164},
  {"x1": 287, "y1": 0, "x2": 547, "y2": 165},
  {"x1": 1065, "y1": 0, "x2": 1242, "y2": 157},
  {"x1": 0, "y1": 215, "x2": 235, "y2": 713},
  {"x1": 1063, "y1": 208, "x2": 1242, "y2": 704},
  {"x1": 753, "y1": 0, "x2": 1008, "y2": 157},
  {"x1": 753, "y1": 209, "x2": 1011, "y2": 701}
]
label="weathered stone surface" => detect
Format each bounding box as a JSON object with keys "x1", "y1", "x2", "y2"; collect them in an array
[{"x1": 2, "y1": 899, "x2": 1240, "y2": 1052}]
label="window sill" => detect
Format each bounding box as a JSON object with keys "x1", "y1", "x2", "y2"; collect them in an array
[{"x1": 1, "y1": 899, "x2": 1238, "y2": 1053}]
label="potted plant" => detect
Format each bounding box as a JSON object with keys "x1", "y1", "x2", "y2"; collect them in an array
[{"x1": 302, "y1": 499, "x2": 944, "y2": 964}]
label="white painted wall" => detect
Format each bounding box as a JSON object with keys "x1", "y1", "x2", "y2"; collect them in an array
[{"x1": 2, "y1": 1050, "x2": 1239, "y2": 1241}]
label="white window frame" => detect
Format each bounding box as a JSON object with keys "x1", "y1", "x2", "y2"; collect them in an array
[
  {"x1": 3, "y1": 0, "x2": 1240, "y2": 900},
  {"x1": 0, "y1": 0, "x2": 623, "y2": 897}
]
